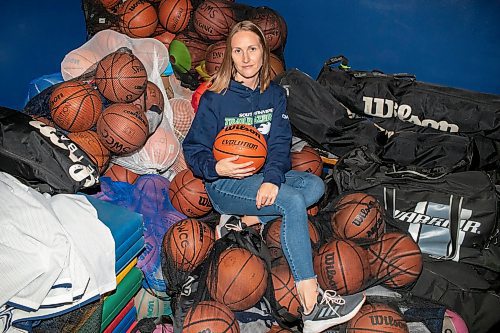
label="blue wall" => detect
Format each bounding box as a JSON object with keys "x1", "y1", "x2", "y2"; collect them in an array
[{"x1": 1, "y1": 0, "x2": 499, "y2": 110}]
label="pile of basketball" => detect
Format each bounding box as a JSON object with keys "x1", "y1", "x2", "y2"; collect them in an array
[
  {"x1": 98, "y1": 0, "x2": 287, "y2": 80},
  {"x1": 312, "y1": 192, "x2": 423, "y2": 295},
  {"x1": 46, "y1": 48, "x2": 166, "y2": 176}
]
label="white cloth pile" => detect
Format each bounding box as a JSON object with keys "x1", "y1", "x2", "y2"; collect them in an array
[{"x1": 0, "y1": 172, "x2": 116, "y2": 332}]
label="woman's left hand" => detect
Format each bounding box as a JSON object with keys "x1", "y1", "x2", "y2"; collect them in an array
[{"x1": 256, "y1": 182, "x2": 279, "y2": 209}]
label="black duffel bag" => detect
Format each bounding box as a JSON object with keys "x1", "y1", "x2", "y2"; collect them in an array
[
  {"x1": 317, "y1": 55, "x2": 500, "y2": 169},
  {"x1": 0, "y1": 107, "x2": 99, "y2": 194},
  {"x1": 333, "y1": 146, "x2": 500, "y2": 272}
]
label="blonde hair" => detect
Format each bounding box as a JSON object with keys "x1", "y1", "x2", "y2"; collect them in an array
[{"x1": 209, "y1": 20, "x2": 271, "y2": 94}]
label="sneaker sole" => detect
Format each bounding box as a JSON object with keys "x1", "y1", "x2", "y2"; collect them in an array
[{"x1": 302, "y1": 294, "x2": 366, "y2": 333}]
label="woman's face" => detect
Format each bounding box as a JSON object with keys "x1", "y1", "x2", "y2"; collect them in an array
[{"x1": 231, "y1": 30, "x2": 263, "y2": 86}]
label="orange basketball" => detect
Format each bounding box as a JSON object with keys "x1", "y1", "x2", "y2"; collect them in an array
[
  {"x1": 205, "y1": 40, "x2": 226, "y2": 76},
  {"x1": 132, "y1": 81, "x2": 165, "y2": 113},
  {"x1": 193, "y1": 0, "x2": 236, "y2": 41},
  {"x1": 173, "y1": 30, "x2": 210, "y2": 69},
  {"x1": 252, "y1": 9, "x2": 285, "y2": 51},
  {"x1": 163, "y1": 218, "x2": 214, "y2": 272},
  {"x1": 265, "y1": 218, "x2": 320, "y2": 263},
  {"x1": 268, "y1": 326, "x2": 291, "y2": 333},
  {"x1": 183, "y1": 300, "x2": 240, "y2": 333},
  {"x1": 347, "y1": 303, "x2": 409, "y2": 333},
  {"x1": 49, "y1": 80, "x2": 102, "y2": 132},
  {"x1": 168, "y1": 168, "x2": 212, "y2": 217},
  {"x1": 158, "y1": 0, "x2": 192, "y2": 33},
  {"x1": 208, "y1": 247, "x2": 268, "y2": 311},
  {"x1": 95, "y1": 50, "x2": 148, "y2": 103},
  {"x1": 213, "y1": 124, "x2": 268, "y2": 173},
  {"x1": 100, "y1": 0, "x2": 121, "y2": 9},
  {"x1": 68, "y1": 130, "x2": 110, "y2": 172},
  {"x1": 271, "y1": 264, "x2": 300, "y2": 317},
  {"x1": 96, "y1": 103, "x2": 149, "y2": 154},
  {"x1": 291, "y1": 145, "x2": 323, "y2": 176},
  {"x1": 367, "y1": 232, "x2": 423, "y2": 288},
  {"x1": 153, "y1": 30, "x2": 176, "y2": 50},
  {"x1": 313, "y1": 239, "x2": 370, "y2": 295},
  {"x1": 330, "y1": 192, "x2": 385, "y2": 241},
  {"x1": 269, "y1": 52, "x2": 285, "y2": 80},
  {"x1": 104, "y1": 164, "x2": 139, "y2": 184},
  {"x1": 118, "y1": 0, "x2": 158, "y2": 38}
]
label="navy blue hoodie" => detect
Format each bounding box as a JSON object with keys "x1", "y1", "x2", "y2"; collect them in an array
[{"x1": 183, "y1": 80, "x2": 292, "y2": 187}]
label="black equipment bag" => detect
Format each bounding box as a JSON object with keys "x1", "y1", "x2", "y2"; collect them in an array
[
  {"x1": 276, "y1": 69, "x2": 385, "y2": 157},
  {"x1": 317, "y1": 55, "x2": 500, "y2": 169},
  {"x1": 333, "y1": 146, "x2": 500, "y2": 272},
  {"x1": 0, "y1": 107, "x2": 99, "y2": 194}
]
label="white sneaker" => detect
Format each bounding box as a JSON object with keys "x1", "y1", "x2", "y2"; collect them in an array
[{"x1": 302, "y1": 290, "x2": 366, "y2": 333}]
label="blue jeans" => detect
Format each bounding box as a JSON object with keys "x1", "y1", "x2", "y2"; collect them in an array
[{"x1": 204, "y1": 170, "x2": 325, "y2": 282}]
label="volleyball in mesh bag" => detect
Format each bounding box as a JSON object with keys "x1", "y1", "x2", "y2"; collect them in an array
[{"x1": 170, "y1": 98, "x2": 195, "y2": 141}]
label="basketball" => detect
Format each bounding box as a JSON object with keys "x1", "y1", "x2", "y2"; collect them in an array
[
  {"x1": 183, "y1": 300, "x2": 240, "y2": 333},
  {"x1": 347, "y1": 303, "x2": 409, "y2": 333},
  {"x1": 252, "y1": 9, "x2": 285, "y2": 51},
  {"x1": 271, "y1": 264, "x2": 300, "y2": 317},
  {"x1": 153, "y1": 30, "x2": 176, "y2": 50},
  {"x1": 208, "y1": 248, "x2": 268, "y2": 311},
  {"x1": 172, "y1": 30, "x2": 210, "y2": 69},
  {"x1": 100, "y1": 0, "x2": 121, "y2": 9},
  {"x1": 330, "y1": 192, "x2": 385, "y2": 241},
  {"x1": 49, "y1": 80, "x2": 102, "y2": 132},
  {"x1": 265, "y1": 218, "x2": 320, "y2": 262},
  {"x1": 170, "y1": 98, "x2": 195, "y2": 140},
  {"x1": 141, "y1": 125, "x2": 180, "y2": 171},
  {"x1": 132, "y1": 81, "x2": 165, "y2": 113},
  {"x1": 104, "y1": 164, "x2": 139, "y2": 184},
  {"x1": 118, "y1": 0, "x2": 158, "y2": 38},
  {"x1": 68, "y1": 130, "x2": 110, "y2": 172},
  {"x1": 313, "y1": 239, "x2": 370, "y2": 295},
  {"x1": 163, "y1": 218, "x2": 214, "y2": 272},
  {"x1": 367, "y1": 232, "x2": 423, "y2": 288},
  {"x1": 269, "y1": 52, "x2": 285, "y2": 80},
  {"x1": 168, "y1": 168, "x2": 212, "y2": 217},
  {"x1": 96, "y1": 103, "x2": 149, "y2": 154},
  {"x1": 193, "y1": 0, "x2": 236, "y2": 41},
  {"x1": 291, "y1": 145, "x2": 323, "y2": 176},
  {"x1": 158, "y1": 0, "x2": 192, "y2": 33},
  {"x1": 213, "y1": 124, "x2": 268, "y2": 173},
  {"x1": 205, "y1": 41, "x2": 226, "y2": 76},
  {"x1": 94, "y1": 49, "x2": 148, "y2": 103}
]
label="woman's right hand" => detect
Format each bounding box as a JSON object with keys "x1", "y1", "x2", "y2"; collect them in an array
[{"x1": 215, "y1": 156, "x2": 255, "y2": 179}]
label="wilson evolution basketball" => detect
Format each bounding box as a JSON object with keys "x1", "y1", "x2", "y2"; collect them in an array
[
  {"x1": 208, "y1": 247, "x2": 268, "y2": 311},
  {"x1": 330, "y1": 192, "x2": 385, "y2": 241},
  {"x1": 313, "y1": 239, "x2": 370, "y2": 295},
  {"x1": 213, "y1": 124, "x2": 268, "y2": 173},
  {"x1": 168, "y1": 168, "x2": 212, "y2": 217},
  {"x1": 367, "y1": 232, "x2": 423, "y2": 288},
  {"x1": 49, "y1": 80, "x2": 102, "y2": 132},
  {"x1": 163, "y1": 218, "x2": 214, "y2": 272},
  {"x1": 347, "y1": 303, "x2": 409, "y2": 333}
]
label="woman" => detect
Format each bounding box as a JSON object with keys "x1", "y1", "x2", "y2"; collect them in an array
[{"x1": 182, "y1": 21, "x2": 365, "y2": 333}]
